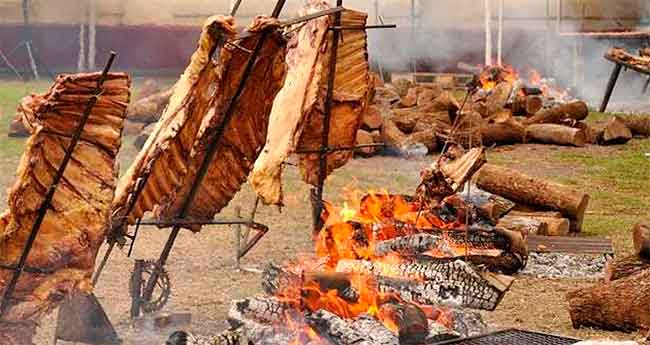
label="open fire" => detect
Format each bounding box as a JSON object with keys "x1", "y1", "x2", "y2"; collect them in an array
[{"x1": 224, "y1": 148, "x2": 526, "y2": 345}]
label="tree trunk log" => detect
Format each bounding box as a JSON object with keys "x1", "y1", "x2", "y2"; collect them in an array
[
  {"x1": 600, "y1": 116, "x2": 632, "y2": 145},
  {"x1": 362, "y1": 105, "x2": 384, "y2": 131},
  {"x1": 511, "y1": 95, "x2": 543, "y2": 116},
  {"x1": 621, "y1": 115, "x2": 650, "y2": 136},
  {"x1": 461, "y1": 187, "x2": 516, "y2": 221},
  {"x1": 485, "y1": 82, "x2": 513, "y2": 116},
  {"x1": 475, "y1": 164, "x2": 590, "y2": 232},
  {"x1": 497, "y1": 215, "x2": 547, "y2": 236},
  {"x1": 525, "y1": 124, "x2": 587, "y2": 147},
  {"x1": 524, "y1": 101, "x2": 589, "y2": 125},
  {"x1": 633, "y1": 223, "x2": 650, "y2": 260},
  {"x1": 567, "y1": 268, "x2": 650, "y2": 333},
  {"x1": 356, "y1": 129, "x2": 378, "y2": 156},
  {"x1": 605, "y1": 255, "x2": 650, "y2": 282},
  {"x1": 481, "y1": 118, "x2": 526, "y2": 145},
  {"x1": 126, "y1": 87, "x2": 173, "y2": 123}
]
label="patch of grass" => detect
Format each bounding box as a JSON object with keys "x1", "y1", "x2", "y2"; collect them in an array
[{"x1": 552, "y1": 139, "x2": 650, "y2": 249}]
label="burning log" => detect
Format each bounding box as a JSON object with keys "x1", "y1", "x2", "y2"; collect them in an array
[
  {"x1": 525, "y1": 124, "x2": 587, "y2": 147},
  {"x1": 634, "y1": 223, "x2": 650, "y2": 260},
  {"x1": 336, "y1": 259, "x2": 514, "y2": 310},
  {"x1": 125, "y1": 87, "x2": 173, "y2": 124},
  {"x1": 373, "y1": 233, "x2": 441, "y2": 257},
  {"x1": 377, "y1": 302, "x2": 428, "y2": 345},
  {"x1": 567, "y1": 268, "x2": 650, "y2": 333},
  {"x1": 621, "y1": 115, "x2": 650, "y2": 136},
  {"x1": 227, "y1": 297, "x2": 300, "y2": 345},
  {"x1": 306, "y1": 310, "x2": 399, "y2": 345},
  {"x1": 476, "y1": 164, "x2": 589, "y2": 232},
  {"x1": 497, "y1": 215, "x2": 548, "y2": 236},
  {"x1": 523, "y1": 101, "x2": 589, "y2": 125},
  {"x1": 605, "y1": 255, "x2": 650, "y2": 282},
  {"x1": 600, "y1": 116, "x2": 632, "y2": 145}
]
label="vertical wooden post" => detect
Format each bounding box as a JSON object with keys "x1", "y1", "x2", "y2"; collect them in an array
[
  {"x1": 234, "y1": 207, "x2": 241, "y2": 270},
  {"x1": 484, "y1": 0, "x2": 492, "y2": 66}
]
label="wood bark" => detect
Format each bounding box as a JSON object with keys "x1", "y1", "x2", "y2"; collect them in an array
[
  {"x1": 567, "y1": 268, "x2": 650, "y2": 333},
  {"x1": 523, "y1": 101, "x2": 589, "y2": 125},
  {"x1": 125, "y1": 87, "x2": 173, "y2": 123},
  {"x1": 605, "y1": 255, "x2": 650, "y2": 282},
  {"x1": 497, "y1": 215, "x2": 547, "y2": 236},
  {"x1": 633, "y1": 223, "x2": 650, "y2": 260},
  {"x1": 481, "y1": 118, "x2": 525, "y2": 145},
  {"x1": 621, "y1": 115, "x2": 650, "y2": 136},
  {"x1": 525, "y1": 123, "x2": 587, "y2": 147},
  {"x1": 461, "y1": 186, "x2": 516, "y2": 221},
  {"x1": 511, "y1": 95, "x2": 543, "y2": 116},
  {"x1": 485, "y1": 82, "x2": 513, "y2": 116},
  {"x1": 600, "y1": 116, "x2": 632, "y2": 145},
  {"x1": 476, "y1": 164, "x2": 590, "y2": 232}
]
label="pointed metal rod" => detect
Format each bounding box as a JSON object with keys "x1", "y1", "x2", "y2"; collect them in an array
[
  {"x1": 139, "y1": 0, "x2": 286, "y2": 307},
  {"x1": 0, "y1": 51, "x2": 117, "y2": 317}
]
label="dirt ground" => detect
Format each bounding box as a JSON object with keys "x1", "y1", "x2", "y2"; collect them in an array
[{"x1": 23, "y1": 142, "x2": 646, "y2": 345}]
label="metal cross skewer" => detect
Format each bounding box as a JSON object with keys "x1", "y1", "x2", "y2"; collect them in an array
[
  {"x1": 0, "y1": 51, "x2": 117, "y2": 317},
  {"x1": 139, "y1": 0, "x2": 287, "y2": 307}
]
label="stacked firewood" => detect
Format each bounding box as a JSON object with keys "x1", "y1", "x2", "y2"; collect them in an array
[
  {"x1": 361, "y1": 66, "x2": 650, "y2": 158},
  {"x1": 567, "y1": 223, "x2": 650, "y2": 337}
]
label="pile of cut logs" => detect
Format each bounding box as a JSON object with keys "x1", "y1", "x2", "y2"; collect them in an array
[
  {"x1": 355, "y1": 66, "x2": 650, "y2": 158},
  {"x1": 567, "y1": 223, "x2": 650, "y2": 336}
]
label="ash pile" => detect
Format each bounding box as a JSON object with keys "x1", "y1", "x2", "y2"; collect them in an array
[{"x1": 195, "y1": 147, "x2": 533, "y2": 345}]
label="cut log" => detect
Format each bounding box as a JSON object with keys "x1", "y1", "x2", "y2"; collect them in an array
[
  {"x1": 307, "y1": 309, "x2": 399, "y2": 345},
  {"x1": 356, "y1": 129, "x2": 378, "y2": 157},
  {"x1": 381, "y1": 118, "x2": 408, "y2": 154},
  {"x1": 621, "y1": 115, "x2": 650, "y2": 136},
  {"x1": 511, "y1": 95, "x2": 543, "y2": 116},
  {"x1": 461, "y1": 186, "x2": 516, "y2": 221},
  {"x1": 475, "y1": 164, "x2": 590, "y2": 232},
  {"x1": 574, "y1": 122, "x2": 603, "y2": 144},
  {"x1": 125, "y1": 87, "x2": 173, "y2": 124},
  {"x1": 485, "y1": 82, "x2": 513, "y2": 116},
  {"x1": 633, "y1": 223, "x2": 650, "y2": 260},
  {"x1": 508, "y1": 209, "x2": 564, "y2": 218},
  {"x1": 398, "y1": 88, "x2": 418, "y2": 108},
  {"x1": 416, "y1": 148, "x2": 486, "y2": 207},
  {"x1": 523, "y1": 101, "x2": 589, "y2": 125},
  {"x1": 567, "y1": 268, "x2": 650, "y2": 333},
  {"x1": 377, "y1": 302, "x2": 428, "y2": 345},
  {"x1": 481, "y1": 118, "x2": 525, "y2": 145},
  {"x1": 391, "y1": 110, "x2": 450, "y2": 134},
  {"x1": 525, "y1": 123, "x2": 587, "y2": 147},
  {"x1": 337, "y1": 259, "x2": 514, "y2": 310},
  {"x1": 362, "y1": 105, "x2": 383, "y2": 131},
  {"x1": 506, "y1": 211, "x2": 570, "y2": 236},
  {"x1": 605, "y1": 255, "x2": 650, "y2": 282},
  {"x1": 417, "y1": 91, "x2": 460, "y2": 114},
  {"x1": 416, "y1": 86, "x2": 443, "y2": 107},
  {"x1": 600, "y1": 116, "x2": 632, "y2": 145},
  {"x1": 227, "y1": 296, "x2": 299, "y2": 344},
  {"x1": 497, "y1": 215, "x2": 548, "y2": 236},
  {"x1": 122, "y1": 119, "x2": 146, "y2": 136}
]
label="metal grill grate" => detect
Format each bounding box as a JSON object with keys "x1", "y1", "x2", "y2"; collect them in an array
[{"x1": 434, "y1": 329, "x2": 581, "y2": 345}]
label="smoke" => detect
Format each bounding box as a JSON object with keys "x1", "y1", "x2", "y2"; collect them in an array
[{"x1": 366, "y1": 1, "x2": 650, "y2": 106}]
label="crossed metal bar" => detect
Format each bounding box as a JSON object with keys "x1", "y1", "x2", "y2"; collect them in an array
[{"x1": 0, "y1": 51, "x2": 118, "y2": 318}]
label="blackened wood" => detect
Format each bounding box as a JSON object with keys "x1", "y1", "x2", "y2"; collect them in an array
[
  {"x1": 599, "y1": 63, "x2": 622, "y2": 113},
  {"x1": 306, "y1": 309, "x2": 399, "y2": 345},
  {"x1": 377, "y1": 302, "x2": 428, "y2": 345}
]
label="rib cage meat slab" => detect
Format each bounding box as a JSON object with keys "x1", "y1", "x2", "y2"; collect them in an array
[
  {"x1": 250, "y1": 1, "x2": 370, "y2": 205},
  {"x1": 297, "y1": 8, "x2": 370, "y2": 186},
  {"x1": 111, "y1": 16, "x2": 237, "y2": 227},
  {"x1": 0, "y1": 72, "x2": 129, "y2": 345},
  {"x1": 112, "y1": 16, "x2": 287, "y2": 229},
  {"x1": 157, "y1": 19, "x2": 287, "y2": 222}
]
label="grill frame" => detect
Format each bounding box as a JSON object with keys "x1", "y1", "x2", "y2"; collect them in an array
[{"x1": 433, "y1": 328, "x2": 582, "y2": 345}]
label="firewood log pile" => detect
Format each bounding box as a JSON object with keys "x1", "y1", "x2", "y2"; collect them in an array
[
  {"x1": 567, "y1": 222, "x2": 650, "y2": 337},
  {"x1": 179, "y1": 147, "x2": 587, "y2": 345},
  {"x1": 356, "y1": 64, "x2": 648, "y2": 159}
]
